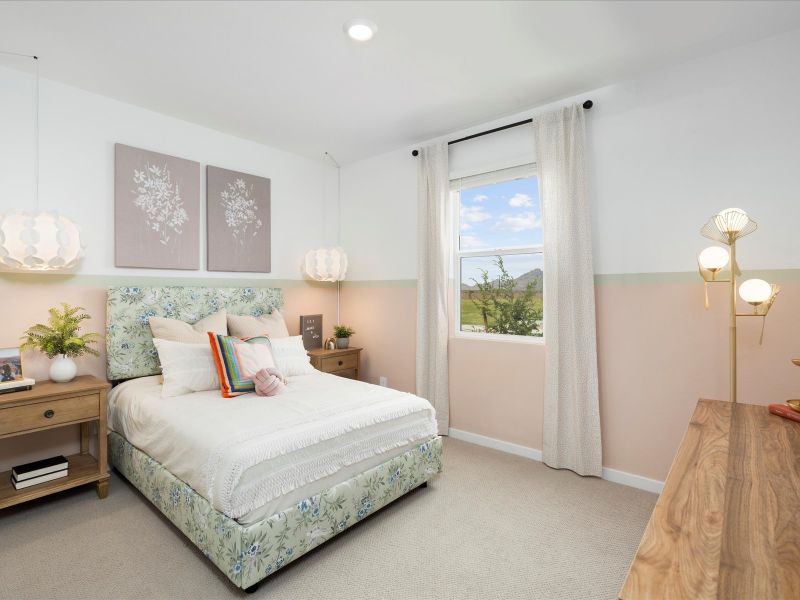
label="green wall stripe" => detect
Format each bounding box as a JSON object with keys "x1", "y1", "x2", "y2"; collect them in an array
[{"x1": 3, "y1": 268, "x2": 799, "y2": 289}]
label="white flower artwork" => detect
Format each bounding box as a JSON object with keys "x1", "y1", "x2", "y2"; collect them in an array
[
  {"x1": 219, "y1": 178, "x2": 263, "y2": 245},
  {"x1": 207, "y1": 166, "x2": 271, "y2": 273},
  {"x1": 115, "y1": 144, "x2": 200, "y2": 270},
  {"x1": 133, "y1": 163, "x2": 189, "y2": 245}
]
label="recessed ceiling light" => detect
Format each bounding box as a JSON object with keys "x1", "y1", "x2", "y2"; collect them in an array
[{"x1": 344, "y1": 18, "x2": 377, "y2": 42}]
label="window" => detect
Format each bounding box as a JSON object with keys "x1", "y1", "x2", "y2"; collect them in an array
[{"x1": 452, "y1": 164, "x2": 543, "y2": 341}]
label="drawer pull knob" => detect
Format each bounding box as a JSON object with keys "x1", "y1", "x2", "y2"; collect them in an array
[
  {"x1": 44, "y1": 409, "x2": 55, "y2": 419},
  {"x1": 338, "y1": 360, "x2": 343, "y2": 366}
]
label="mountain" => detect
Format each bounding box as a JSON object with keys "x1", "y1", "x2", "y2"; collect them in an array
[{"x1": 461, "y1": 268, "x2": 543, "y2": 292}]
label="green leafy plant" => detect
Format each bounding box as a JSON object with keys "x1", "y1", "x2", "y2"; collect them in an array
[
  {"x1": 333, "y1": 325, "x2": 355, "y2": 339},
  {"x1": 21, "y1": 304, "x2": 102, "y2": 359},
  {"x1": 470, "y1": 256, "x2": 542, "y2": 336}
]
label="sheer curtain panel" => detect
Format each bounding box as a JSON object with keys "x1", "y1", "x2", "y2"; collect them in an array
[
  {"x1": 416, "y1": 142, "x2": 450, "y2": 435},
  {"x1": 535, "y1": 105, "x2": 602, "y2": 476}
]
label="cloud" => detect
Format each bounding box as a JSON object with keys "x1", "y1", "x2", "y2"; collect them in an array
[
  {"x1": 493, "y1": 212, "x2": 540, "y2": 232},
  {"x1": 460, "y1": 222, "x2": 472, "y2": 231},
  {"x1": 472, "y1": 194, "x2": 489, "y2": 203},
  {"x1": 508, "y1": 193, "x2": 533, "y2": 207},
  {"x1": 460, "y1": 205, "x2": 491, "y2": 223},
  {"x1": 459, "y1": 235, "x2": 485, "y2": 249}
]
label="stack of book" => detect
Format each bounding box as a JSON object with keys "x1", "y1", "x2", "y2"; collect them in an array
[
  {"x1": 0, "y1": 377, "x2": 35, "y2": 395},
  {"x1": 11, "y1": 456, "x2": 69, "y2": 490}
]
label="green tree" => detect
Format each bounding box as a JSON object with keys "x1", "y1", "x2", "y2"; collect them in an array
[{"x1": 470, "y1": 256, "x2": 542, "y2": 336}]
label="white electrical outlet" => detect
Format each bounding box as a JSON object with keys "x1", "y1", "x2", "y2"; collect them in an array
[{"x1": 379, "y1": 376, "x2": 388, "y2": 387}]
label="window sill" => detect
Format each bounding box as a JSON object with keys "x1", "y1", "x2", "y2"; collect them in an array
[{"x1": 452, "y1": 331, "x2": 545, "y2": 345}]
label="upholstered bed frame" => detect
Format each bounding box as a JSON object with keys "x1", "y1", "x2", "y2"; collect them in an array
[{"x1": 105, "y1": 286, "x2": 442, "y2": 592}]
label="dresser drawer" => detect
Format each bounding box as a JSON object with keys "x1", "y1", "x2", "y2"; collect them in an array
[
  {"x1": 0, "y1": 393, "x2": 99, "y2": 435},
  {"x1": 319, "y1": 353, "x2": 358, "y2": 373}
]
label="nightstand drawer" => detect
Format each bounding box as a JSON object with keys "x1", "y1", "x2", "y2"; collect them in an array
[
  {"x1": 320, "y1": 353, "x2": 358, "y2": 372},
  {"x1": 0, "y1": 393, "x2": 99, "y2": 435}
]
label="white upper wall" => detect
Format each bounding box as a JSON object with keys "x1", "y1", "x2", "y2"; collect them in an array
[
  {"x1": 0, "y1": 65, "x2": 338, "y2": 279},
  {"x1": 341, "y1": 28, "x2": 800, "y2": 279}
]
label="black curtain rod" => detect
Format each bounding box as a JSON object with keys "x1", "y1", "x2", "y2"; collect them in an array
[{"x1": 411, "y1": 99, "x2": 593, "y2": 156}]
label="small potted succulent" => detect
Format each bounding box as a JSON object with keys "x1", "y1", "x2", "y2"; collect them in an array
[
  {"x1": 21, "y1": 304, "x2": 101, "y2": 383},
  {"x1": 332, "y1": 325, "x2": 355, "y2": 349}
]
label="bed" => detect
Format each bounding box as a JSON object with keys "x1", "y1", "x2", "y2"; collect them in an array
[{"x1": 105, "y1": 286, "x2": 442, "y2": 592}]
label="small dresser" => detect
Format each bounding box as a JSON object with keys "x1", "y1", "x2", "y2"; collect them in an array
[
  {"x1": 0, "y1": 375, "x2": 110, "y2": 509},
  {"x1": 307, "y1": 347, "x2": 362, "y2": 380}
]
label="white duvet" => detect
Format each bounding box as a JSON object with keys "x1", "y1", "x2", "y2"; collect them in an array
[{"x1": 108, "y1": 373, "x2": 437, "y2": 524}]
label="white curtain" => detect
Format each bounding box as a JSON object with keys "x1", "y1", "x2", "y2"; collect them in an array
[
  {"x1": 535, "y1": 105, "x2": 602, "y2": 476},
  {"x1": 416, "y1": 142, "x2": 450, "y2": 435}
]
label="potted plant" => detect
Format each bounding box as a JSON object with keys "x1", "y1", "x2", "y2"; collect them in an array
[
  {"x1": 21, "y1": 304, "x2": 101, "y2": 383},
  {"x1": 332, "y1": 325, "x2": 355, "y2": 349}
]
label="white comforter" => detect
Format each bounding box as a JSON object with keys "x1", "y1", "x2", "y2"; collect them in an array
[{"x1": 108, "y1": 373, "x2": 437, "y2": 522}]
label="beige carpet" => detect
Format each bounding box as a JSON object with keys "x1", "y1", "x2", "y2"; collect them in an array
[{"x1": 0, "y1": 438, "x2": 656, "y2": 599}]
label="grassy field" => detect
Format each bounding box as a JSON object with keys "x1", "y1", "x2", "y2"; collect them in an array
[{"x1": 460, "y1": 291, "x2": 543, "y2": 331}]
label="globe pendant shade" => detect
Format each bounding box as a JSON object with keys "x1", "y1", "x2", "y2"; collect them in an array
[
  {"x1": 698, "y1": 246, "x2": 729, "y2": 270},
  {"x1": 304, "y1": 247, "x2": 348, "y2": 282},
  {"x1": 738, "y1": 278, "x2": 772, "y2": 304},
  {"x1": 0, "y1": 211, "x2": 84, "y2": 271}
]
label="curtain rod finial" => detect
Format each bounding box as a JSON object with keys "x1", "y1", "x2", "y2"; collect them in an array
[
  {"x1": 583, "y1": 100, "x2": 593, "y2": 109},
  {"x1": 412, "y1": 149, "x2": 419, "y2": 157}
]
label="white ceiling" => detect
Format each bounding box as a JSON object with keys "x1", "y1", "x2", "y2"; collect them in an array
[{"x1": 1, "y1": 1, "x2": 800, "y2": 164}]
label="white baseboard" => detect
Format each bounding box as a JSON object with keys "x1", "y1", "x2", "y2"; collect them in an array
[{"x1": 447, "y1": 427, "x2": 663, "y2": 494}]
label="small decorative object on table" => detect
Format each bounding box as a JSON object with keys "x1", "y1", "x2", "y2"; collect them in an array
[
  {"x1": 332, "y1": 324, "x2": 355, "y2": 349},
  {"x1": 21, "y1": 304, "x2": 101, "y2": 383},
  {"x1": 0, "y1": 347, "x2": 34, "y2": 394}
]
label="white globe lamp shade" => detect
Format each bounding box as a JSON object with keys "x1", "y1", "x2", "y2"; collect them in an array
[
  {"x1": 0, "y1": 211, "x2": 84, "y2": 271},
  {"x1": 698, "y1": 246, "x2": 729, "y2": 271},
  {"x1": 304, "y1": 247, "x2": 348, "y2": 282},
  {"x1": 738, "y1": 278, "x2": 772, "y2": 305},
  {"x1": 714, "y1": 207, "x2": 749, "y2": 234}
]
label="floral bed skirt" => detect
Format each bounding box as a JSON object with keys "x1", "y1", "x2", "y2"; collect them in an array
[{"x1": 109, "y1": 431, "x2": 443, "y2": 589}]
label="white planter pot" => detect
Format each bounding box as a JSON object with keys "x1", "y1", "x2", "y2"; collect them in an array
[{"x1": 50, "y1": 354, "x2": 77, "y2": 383}]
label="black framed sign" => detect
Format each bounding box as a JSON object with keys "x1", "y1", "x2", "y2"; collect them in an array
[{"x1": 300, "y1": 314, "x2": 323, "y2": 350}]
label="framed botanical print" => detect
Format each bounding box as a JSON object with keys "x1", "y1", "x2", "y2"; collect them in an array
[
  {"x1": 114, "y1": 144, "x2": 200, "y2": 269},
  {"x1": 206, "y1": 165, "x2": 271, "y2": 272}
]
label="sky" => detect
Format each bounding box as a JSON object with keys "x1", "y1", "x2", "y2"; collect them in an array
[{"x1": 457, "y1": 175, "x2": 543, "y2": 281}]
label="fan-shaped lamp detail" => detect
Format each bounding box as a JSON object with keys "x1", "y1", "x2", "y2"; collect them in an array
[{"x1": 304, "y1": 247, "x2": 348, "y2": 282}]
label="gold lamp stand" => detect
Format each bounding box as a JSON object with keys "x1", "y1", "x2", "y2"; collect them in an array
[{"x1": 697, "y1": 208, "x2": 780, "y2": 403}]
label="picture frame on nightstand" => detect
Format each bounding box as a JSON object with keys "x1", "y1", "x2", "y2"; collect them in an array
[{"x1": 0, "y1": 347, "x2": 34, "y2": 394}]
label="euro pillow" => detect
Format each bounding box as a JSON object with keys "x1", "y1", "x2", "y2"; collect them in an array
[
  {"x1": 227, "y1": 310, "x2": 289, "y2": 339},
  {"x1": 268, "y1": 335, "x2": 316, "y2": 377},
  {"x1": 149, "y1": 309, "x2": 227, "y2": 343},
  {"x1": 208, "y1": 334, "x2": 279, "y2": 398},
  {"x1": 153, "y1": 338, "x2": 220, "y2": 398}
]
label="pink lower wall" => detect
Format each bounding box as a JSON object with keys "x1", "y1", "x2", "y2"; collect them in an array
[
  {"x1": 341, "y1": 276, "x2": 800, "y2": 482},
  {"x1": 0, "y1": 277, "x2": 337, "y2": 472}
]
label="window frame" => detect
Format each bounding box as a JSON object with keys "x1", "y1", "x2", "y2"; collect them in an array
[{"x1": 451, "y1": 164, "x2": 544, "y2": 345}]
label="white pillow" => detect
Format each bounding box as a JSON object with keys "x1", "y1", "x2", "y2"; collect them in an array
[
  {"x1": 268, "y1": 335, "x2": 316, "y2": 377},
  {"x1": 228, "y1": 310, "x2": 289, "y2": 339},
  {"x1": 153, "y1": 338, "x2": 220, "y2": 397}
]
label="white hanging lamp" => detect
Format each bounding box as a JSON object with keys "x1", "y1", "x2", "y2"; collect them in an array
[
  {"x1": 303, "y1": 152, "x2": 348, "y2": 323},
  {"x1": 0, "y1": 52, "x2": 84, "y2": 272}
]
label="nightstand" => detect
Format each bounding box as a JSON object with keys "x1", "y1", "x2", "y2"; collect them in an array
[
  {"x1": 0, "y1": 375, "x2": 110, "y2": 509},
  {"x1": 307, "y1": 347, "x2": 362, "y2": 380}
]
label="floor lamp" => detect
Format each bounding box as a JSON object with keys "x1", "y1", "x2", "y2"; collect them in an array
[{"x1": 697, "y1": 208, "x2": 780, "y2": 403}]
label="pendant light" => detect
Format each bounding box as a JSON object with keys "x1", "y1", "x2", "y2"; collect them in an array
[
  {"x1": 0, "y1": 51, "x2": 84, "y2": 271},
  {"x1": 303, "y1": 152, "x2": 348, "y2": 323}
]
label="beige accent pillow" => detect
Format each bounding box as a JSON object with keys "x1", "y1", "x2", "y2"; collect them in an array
[
  {"x1": 228, "y1": 310, "x2": 290, "y2": 339},
  {"x1": 149, "y1": 309, "x2": 228, "y2": 343}
]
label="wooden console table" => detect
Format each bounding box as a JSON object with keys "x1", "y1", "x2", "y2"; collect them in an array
[{"x1": 620, "y1": 399, "x2": 800, "y2": 599}]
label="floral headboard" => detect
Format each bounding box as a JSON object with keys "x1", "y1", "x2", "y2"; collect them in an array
[{"x1": 106, "y1": 286, "x2": 283, "y2": 381}]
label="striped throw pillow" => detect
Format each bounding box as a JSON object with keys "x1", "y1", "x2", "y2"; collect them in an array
[{"x1": 208, "y1": 333, "x2": 276, "y2": 397}]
